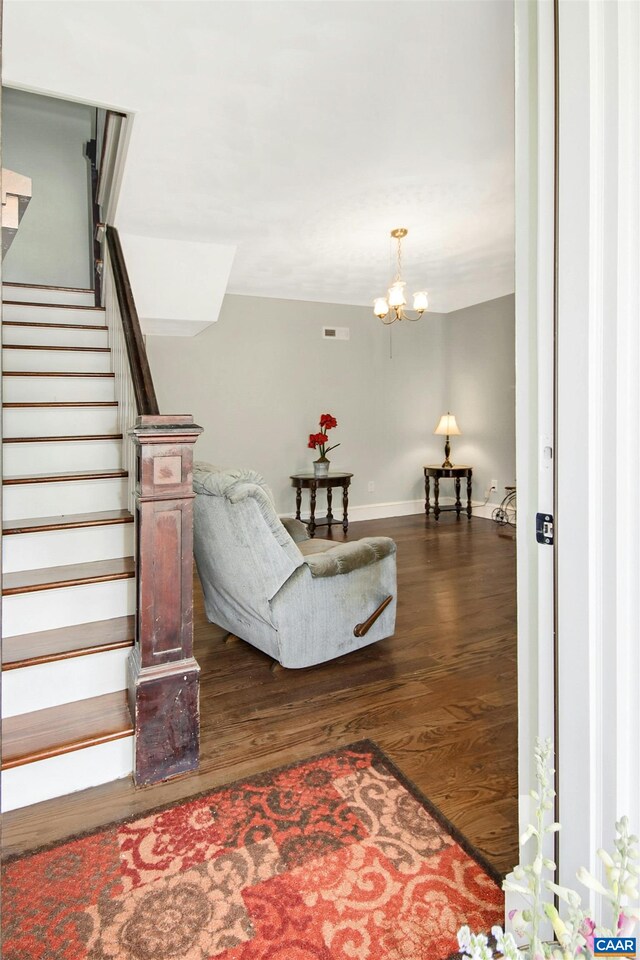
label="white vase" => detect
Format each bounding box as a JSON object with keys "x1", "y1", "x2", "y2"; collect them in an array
[{"x1": 313, "y1": 459, "x2": 330, "y2": 478}]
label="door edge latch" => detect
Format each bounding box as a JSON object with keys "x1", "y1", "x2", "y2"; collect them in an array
[{"x1": 536, "y1": 512, "x2": 554, "y2": 545}]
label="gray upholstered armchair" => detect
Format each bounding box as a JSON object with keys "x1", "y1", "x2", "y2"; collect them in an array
[{"x1": 192, "y1": 464, "x2": 397, "y2": 668}]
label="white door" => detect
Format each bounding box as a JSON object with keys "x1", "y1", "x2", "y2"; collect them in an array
[{"x1": 516, "y1": 0, "x2": 640, "y2": 921}]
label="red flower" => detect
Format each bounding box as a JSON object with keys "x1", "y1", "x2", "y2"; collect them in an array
[
  {"x1": 320, "y1": 414, "x2": 337, "y2": 430},
  {"x1": 307, "y1": 432, "x2": 329, "y2": 449},
  {"x1": 306, "y1": 418, "x2": 340, "y2": 458}
]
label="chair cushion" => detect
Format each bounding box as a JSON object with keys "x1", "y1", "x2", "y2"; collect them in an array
[
  {"x1": 298, "y1": 538, "x2": 336, "y2": 556},
  {"x1": 280, "y1": 517, "x2": 310, "y2": 544}
]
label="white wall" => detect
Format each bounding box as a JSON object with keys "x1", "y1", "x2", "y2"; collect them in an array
[
  {"x1": 1, "y1": 88, "x2": 93, "y2": 288},
  {"x1": 147, "y1": 292, "x2": 515, "y2": 519},
  {"x1": 443, "y1": 294, "x2": 516, "y2": 505},
  {"x1": 148, "y1": 295, "x2": 446, "y2": 515},
  {"x1": 119, "y1": 233, "x2": 237, "y2": 337}
]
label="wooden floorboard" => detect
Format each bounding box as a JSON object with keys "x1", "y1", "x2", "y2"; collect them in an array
[{"x1": 1, "y1": 513, "x2": 518, "y2": 875}]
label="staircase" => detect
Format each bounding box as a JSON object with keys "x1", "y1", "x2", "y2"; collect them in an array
[{"x1": 2, "y1": 281, "x2": 135, "y2": 811}]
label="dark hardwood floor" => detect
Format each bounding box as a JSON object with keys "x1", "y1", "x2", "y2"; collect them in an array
[{"x1": 2, "y1": 513, "x2": 518, "y2": 875}]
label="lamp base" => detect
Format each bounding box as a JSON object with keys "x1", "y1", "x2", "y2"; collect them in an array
[
  {"x1": 442, "y1": 458, "x2": 453, "y2": 469},
  {"x1": 442, "y1": 437, "x2": 453, "y2": 469}
]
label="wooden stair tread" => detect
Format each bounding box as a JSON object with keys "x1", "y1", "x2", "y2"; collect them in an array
[
  {"x1": 2, "y1": 691, "x2": 133, "y2": 769},
  {"x1": 3, "y1": 371, "x2": 115, "y2": 378},
  {"x1": 2, "y1": 320, "x2": 108, "y2": 331},
  {"x1": 3, "y1": 556, "x2": 135, "y2": 596},
  {"x1": 3, "y1": 401, "x2": 118, "y2": 408},
  {"x1": 3, "y1": 509, "x2": 133, "y2": 535},
  {"x1": 2, "y1": 615, "x2": 135, "y2": 670},
  {"x1": 3, "y1": 468, "x2": 127, "y2": 485},
  {"x1": 3, "y1": 344, "x2": 110, "y2": 353},
  {"x1": 4, "y1": 433, "x2": 123, "y2": 443},
  {"x1": 3, "y1": 282, "x2": 95, "y2": 294},
  {"x1": 2, "y1": 299, "x2": 104, "y2": 311}
]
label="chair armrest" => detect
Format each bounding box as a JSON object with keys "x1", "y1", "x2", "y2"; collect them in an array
[
  {"x1": 280, "y1": 517, "x2": 310, "y2": 544},
  {"x1": 302, "y1": 537, "x2": 396, "y2": 578}
]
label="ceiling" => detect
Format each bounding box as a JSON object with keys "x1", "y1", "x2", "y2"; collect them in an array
[{"x1": 4, "y1": 1, "x2": 514, "y2": 314}]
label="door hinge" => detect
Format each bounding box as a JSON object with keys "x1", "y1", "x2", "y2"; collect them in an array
[{"x1": 536, "y1": 512, "x2": 554, "y2": 545}]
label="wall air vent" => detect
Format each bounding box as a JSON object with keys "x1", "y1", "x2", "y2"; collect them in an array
[{"x1": 322, "y1": 326, "x2": 349, "y2": 340}]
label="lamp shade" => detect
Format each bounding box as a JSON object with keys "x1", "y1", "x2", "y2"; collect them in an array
[
  {"x1": 434, "y1": 413, "x2": 461, "y2": 436},
  {"x1": 412, "y1": 291, "x2": 429, "y2": 312},
  {"x1": 373, "y1": 297, "x2": 389, "y2": 319},
  {"x1": 388, "y1": 281, "x2": 407, "y2": 308}
]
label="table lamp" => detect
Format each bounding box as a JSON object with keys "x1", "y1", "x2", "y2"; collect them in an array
[{"x1": 434, "y1": 413, "x2": 461, "y2": 468}]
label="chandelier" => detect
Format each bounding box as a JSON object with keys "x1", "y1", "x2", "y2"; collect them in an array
[{"x1": 373, "y1": 228, "x2": 429, "y2": 324}]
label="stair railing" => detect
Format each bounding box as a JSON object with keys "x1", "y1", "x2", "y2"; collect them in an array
[
  {"x1": 89, "y1": 109, "x2": 203, "y2": 787},
  {"x1": 102, "y1": 226, "x2": 203, "y2": 787},
  {"x1": 103, "y1": 231, "x2": 147, "y2": 514}
]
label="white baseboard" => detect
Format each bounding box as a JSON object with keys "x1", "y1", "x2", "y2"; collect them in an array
[
  {"x1": 348, "y1": 499, "x2": 424, "y2": 521},
  {"x1": 282, "y1": 497, "x2": 501, "y2": 524}
]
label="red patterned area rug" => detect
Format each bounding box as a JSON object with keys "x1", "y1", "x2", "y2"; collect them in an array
[{"x1": 2, "y1": 740, "x2": 503, "y2": 960}]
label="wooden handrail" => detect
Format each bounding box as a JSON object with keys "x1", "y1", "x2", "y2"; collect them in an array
[{"x1": 105, "y1": 226, "x2": 159, "y2": 416}]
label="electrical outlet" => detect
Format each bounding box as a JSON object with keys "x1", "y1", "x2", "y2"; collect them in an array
[
  {"x1": 368, "y1": 481, "x2": 375, "y2": 493},
  {"x1": 490, "y1": 478, "x2": 497, "y2": 491}
]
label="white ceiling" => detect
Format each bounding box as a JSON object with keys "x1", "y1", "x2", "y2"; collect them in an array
[{"x1": 4, "y1": 1, "x2": 514, "y2": 314}]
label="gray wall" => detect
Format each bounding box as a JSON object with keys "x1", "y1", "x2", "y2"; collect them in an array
[
  {"x1": 2, "y1": 88, "x2": 93, "y2": 288},
  {"x1": 442, "y1": 294, "x2": 516, "y2": 505},
  {"x1": 147, "y1": 295, "x2": 447, "y2": 515},
  {"x1": 147, "y1": 293, "x2": 515, "y2": 517}
]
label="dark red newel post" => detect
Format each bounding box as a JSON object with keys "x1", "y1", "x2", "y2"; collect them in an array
[{"x1": 128, "y1": 414, "x2": 203, "y2": 785}]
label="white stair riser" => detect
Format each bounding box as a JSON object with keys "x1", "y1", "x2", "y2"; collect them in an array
[
  {"x1": 3, "y1": 477, "x2": 129, "y2": 520},
  {"x1": 2, "y1": 647, "x2": 131, "y2": 717},
  {"x1": 3, "y1": 439, "x2": 123, "y2": 474},
  {"x1": 2, "y1": 324, "x2": 108, "y2": 348},
  {"x1": 3, "y1": 348, "x2": 111, "y2": 373},
  {"x1": 2, "y1": 301, "x2": 105, "y2": 324},
  {"x1": 2, "y1": 285, "x2": 96, "y2": 306},
  {"x1": 1, "y1": 736, "x2": 133, "y2": 812},
  {"x1": 3, "y1": 522, "x2": 134, "y2": 573},
  {"x1": 3, "y1": 405, "x2": 120, "y2": 437},
  {"x1": 3, "y1": 374, "x2": 116, "y2": 403},
  {"x1": 2, "y1": 576, "x2": 135, "y2": 637}
]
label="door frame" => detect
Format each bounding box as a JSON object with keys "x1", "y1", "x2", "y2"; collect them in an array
[
  {"x1": 514, "y1": 0, "x2": 558, "y2": 865},
  {"x1": 515, "y1": 0, "x2": 640, "y2": 917}
]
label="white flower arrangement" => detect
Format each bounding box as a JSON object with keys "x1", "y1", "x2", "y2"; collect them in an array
[{"x1": 457, "y1": 739, "x2": 639, "y2": 960}]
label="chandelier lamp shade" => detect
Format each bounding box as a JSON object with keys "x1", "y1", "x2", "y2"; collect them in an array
[
  {"x1": 434, "y1": 412, "x2": 461, "y2": 468},
  {"x1": 373, "y1": 228, "x2": 429, "y2": 324}
]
